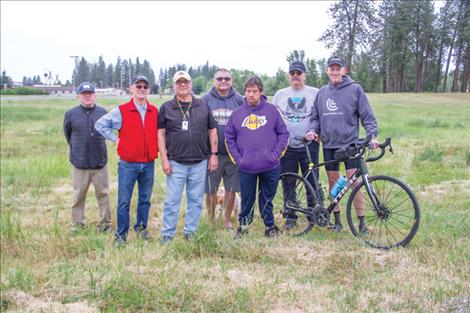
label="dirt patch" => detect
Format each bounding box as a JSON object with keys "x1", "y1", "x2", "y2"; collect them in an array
[{"x1": 4, "y1": 290, "x2": 97, "y2": 313}]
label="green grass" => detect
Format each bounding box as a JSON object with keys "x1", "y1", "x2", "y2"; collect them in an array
[{"x1": 1, "y1": 93, "x2": 470, "y2": 312}]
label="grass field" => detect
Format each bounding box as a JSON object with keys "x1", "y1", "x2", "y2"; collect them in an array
[{"x1": 1, "y1": 93, "x2": 469, "y2": 313}]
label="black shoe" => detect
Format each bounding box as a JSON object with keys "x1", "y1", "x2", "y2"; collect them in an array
[
  {"x1": 114, "y1": 236, "x2": 126, "y2": 248},
  {"x1": 99, "y1": 224, "x2": 113, "y2": 233},
  {"x1": 233, "y1": 226, "x2": 248, "y2": 239},
  {"x1": 160, "y1": 235, "x2": 173, "y2": 244},
  {"x1": 184, "y1": 233, "x2": 195, "y2": 241},
  {"x1": 328, "y1": 223, "x2": 343, "y2": 233},
  {"x1": 265, "y1": 225, "x2": 282, "y2": 238},
  {"x1": 284, "y1": 219, "x2": 297, "y2": 231},
  {"x1": 359, "y1": 223, "x2": 368, "y2": 235},
  {"x1": 139, "y1": 229, "x2": 151, "y2": 241}
]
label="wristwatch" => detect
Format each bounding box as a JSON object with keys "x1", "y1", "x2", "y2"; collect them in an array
[{"x1": 211, "y1": 152, "x2": 218, "y2": 155}]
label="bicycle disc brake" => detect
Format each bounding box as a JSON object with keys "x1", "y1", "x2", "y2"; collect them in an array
[{"x1": 311, "y1": 206, "x2": 330, "y2": 227}]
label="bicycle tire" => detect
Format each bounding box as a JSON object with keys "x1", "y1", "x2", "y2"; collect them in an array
[
  {"x1": 346, "y1": 175, "x2": 420, "y2": 249},
  {"x1": 273, "y1": 173, "x2": 316, "y2": 236}
]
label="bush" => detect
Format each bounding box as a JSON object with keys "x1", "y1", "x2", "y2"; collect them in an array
[{"x1": 1, "y1": 87, "x2": 48, "y2": 95}]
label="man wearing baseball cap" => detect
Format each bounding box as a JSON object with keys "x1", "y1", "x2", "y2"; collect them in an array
[
  {"x1": 273, "y1": 61, "x2": 320, "y2": 232},
  {"x1": 306, "y1": 56, "x2": 379, "y2": 233},
  {"x1": 158, "y1": 71, "x2": 218, "y2": 243},
  {"x1": 64, "y1": 82, "x2": 112, "y2": 233},
  {"x1": 95, "y1": 75, "x2": 158, "y2": 247}
]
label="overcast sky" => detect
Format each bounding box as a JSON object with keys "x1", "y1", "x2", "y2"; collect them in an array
[{"x1": 1, "y1": 1, "x2": 335, "y2": 82}]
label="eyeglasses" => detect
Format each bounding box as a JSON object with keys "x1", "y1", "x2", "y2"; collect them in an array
[
  {"x1": 135, "y1": 85, "x2": 149, "y2": 90},
  {"x1": 175, "y1": 80, "x2": 190, "y2": 85},
  {"x1": 215, "y1": 77, "x2": 231, "y2": 82},
  {"x1": 289, "y1": 70, "x2": 303, "y2": 76}
]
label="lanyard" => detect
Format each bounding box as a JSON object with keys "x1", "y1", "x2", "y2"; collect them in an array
[{"x1": 177, "y1": 99, "x2": 192, "y2": 121}]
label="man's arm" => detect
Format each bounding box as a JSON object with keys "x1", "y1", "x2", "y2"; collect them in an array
[
  {"x1": 208, "y1": 128, "x2": 218, "y2": 172},
  {"x1": 63, "y1": 111, "x2": 72, "y2": 145},
  {"x1": 305, "y1": 95, "x2": 321, "y2": 142},
  {"x1": 272, "y1": 110, "x2": 289, "y2": 159},
  {"x1": 157, "y1": 129, "x2": 172, "y2": 175},
  {"x1": 357, "y1": 86, "x2": 379, "y2": 148},
  {"x1": 94, "y1": 107, "x2": 122, "y2": 142}
]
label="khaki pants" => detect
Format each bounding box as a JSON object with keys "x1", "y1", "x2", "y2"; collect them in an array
[{"x1": 72, "y1": 165, "x2": 111, "y2": 227}]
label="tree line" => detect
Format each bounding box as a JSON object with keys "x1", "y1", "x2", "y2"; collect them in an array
[{"x1": 3, "y1": 0, "x2": 469, "y2": 94}]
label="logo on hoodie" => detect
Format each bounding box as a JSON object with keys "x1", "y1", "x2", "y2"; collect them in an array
[
  {"x1": 241, "y1": 114, "x2": 267, "y2": 130},
  {"x1": 326, "y1": 98, "x2": 338, "y2": 111}
]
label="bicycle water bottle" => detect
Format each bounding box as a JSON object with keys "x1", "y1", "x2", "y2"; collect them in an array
[{"x1": 330, "y1": 176, "x2": 347, "y2": 198}]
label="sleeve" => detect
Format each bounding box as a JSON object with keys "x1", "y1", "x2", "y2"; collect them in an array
[
  {"x1": 357, "y1": 86, "x2": 378, "y2": 138},
  {"x1": 207, "y1": 105, "x2": 217, "y2": 129},
  {"x1": 309, "y1": 94, "x2": 320, "y2": 134},
  {"x1": 272, "y1": 108, "x2": 289, "y2": 159},
  {"x1": 158, "y1": 105, "x2": 166, "y2": 129},
  {"x1": 224, "y1": 116, "x2": 242, "y2": 164},
  {"x1": 94, "y1": 107, "x2": 122, "y2": 142},
  {"x1": 63, "y1": 111, "x2": 71, "y2": 145}
]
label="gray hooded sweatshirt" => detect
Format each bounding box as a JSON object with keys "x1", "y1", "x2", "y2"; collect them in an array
[{"x1": 310, "y1": 75, "x2": 378, "y2": 149}]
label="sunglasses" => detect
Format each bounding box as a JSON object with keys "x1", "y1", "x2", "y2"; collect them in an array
[
  {"x1": 135, "y1": 85, "x2": 149, "y2": 90},
  {"x1": 289, "y1": 70, "x2": 303, "y2": 76},
  {"x1": 176, "y1": 80, "x2": 190, "y2": 85},
  {"x1": 215, "y1": 77, "x2": 232, "y2": 82}
]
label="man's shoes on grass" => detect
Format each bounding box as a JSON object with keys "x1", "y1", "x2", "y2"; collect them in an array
[
  {"x1": 265, "y1": 224, "x2": 282, "y2": 238},
  {"x1": 328, "y1": 223, "x2": 343, "y2": 233}
]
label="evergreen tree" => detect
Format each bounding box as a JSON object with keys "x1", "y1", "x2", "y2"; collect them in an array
[
  {"x1": 75, "y1": 57, "x2": 90, "y2": 85},
  {"x1": 114, "y1": 56, "x2": 123, "y2": 88},
  {"x1": 286, "y1": 50, "x2": 306, "y2": 64},
  {"x1": 106, "y1": 64, "x2": 114, "y2": 87},
  {"x1": 95, "y1": 55, "x2": 106, "y2": 88}
]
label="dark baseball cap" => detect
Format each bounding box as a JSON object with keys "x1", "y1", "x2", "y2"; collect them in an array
[
  {"x1": 289, "y1": 61, "x2": 306, "y2": 73},
  {"x1": 76, "y1": 82, "x2": 95, "y2": 94},
  {"x1": 132, "y1": 75, "x2": 149, "y2": 85},
  {"x1": 327, "y1": 56, "x2": 345, "y2": 68}
]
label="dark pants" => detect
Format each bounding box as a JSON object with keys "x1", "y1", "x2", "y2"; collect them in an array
[
  {"x1": 238, "y1": 166, "x2": 281, "y2": 228},
  {"x1": 280, "y1": 142, "x2": 320, "y2": 220},
  {"x1": 116, "y1": 160, "x2": 154, "y2": 240}
]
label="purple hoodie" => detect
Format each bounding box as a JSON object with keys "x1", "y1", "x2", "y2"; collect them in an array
[{"x1": 225, "y1": 95, "x2": 289, "y2": 174}]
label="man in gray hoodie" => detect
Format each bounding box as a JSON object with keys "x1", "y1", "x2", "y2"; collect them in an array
[
  {"x1": 307, "y1": 56, "x2": 379, "y2": 232},
  {"x1": 202, "y1": 69, "x2": 243, "y2": 228}
]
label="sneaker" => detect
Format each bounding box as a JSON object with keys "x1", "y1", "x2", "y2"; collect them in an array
[
  {"x1": 284, "y1": 219, "x2": 297, "y2": 231},
  {"x1": 265, "y1": 225, "x2": 282, "y2": 238},
  {"x1": 233, "y1": 226, "x2": 248, "y2": 239},
  {"x1": 99, "y1": 224, "x2": 113, "y2": 233},
  {"x1": 114, "y1": 236, "x2": 126, "y2": 248},
  {"x1": 359, "y1": 223, "x2": 368, "y2": 235},
  {"x1": 328, "y1": 223, "x2": 343, "y2": 233},
  {"x1": 139, "y1": 229, "x2": 151, "y2": 241},
  {"x1": 160, "y1": 235, "x2": 173, "y2": 244},
  {"x1": 184, "y1": 233, "x2": 195, "y2": 241}
]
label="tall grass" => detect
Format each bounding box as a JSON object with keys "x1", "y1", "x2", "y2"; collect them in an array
[{"x1": 1, "y1": 93, "x2": 469, "y2": 312}]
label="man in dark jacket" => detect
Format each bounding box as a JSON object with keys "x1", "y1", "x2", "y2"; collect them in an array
[
  {"x1": 307, "y1": 56, "x2": 379, "y2": 232},
  {"x1": 202, "y1": 68, "x2": 243, "y2": 228},
  {"x1": 63, "y1": 82, "x2": 111, "y2": 232},
  {"x1": 225, "y1": 76, "x2": 289, "y2": 238}
]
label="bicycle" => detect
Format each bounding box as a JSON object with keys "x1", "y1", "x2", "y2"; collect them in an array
[{"x1": 273, "y1": 136, "x2": 420, "y2": 249}]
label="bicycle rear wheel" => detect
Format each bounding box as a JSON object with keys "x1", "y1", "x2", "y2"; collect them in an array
[
  {"x1": 273, "y1": 173, "x2": 316, "y2": 236},
  {"x1": 346, "y1": 175, "x2": 420, "y2": 249}
]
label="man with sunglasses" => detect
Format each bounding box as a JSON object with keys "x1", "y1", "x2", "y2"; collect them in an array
[
  {"x1": 64, "y1": 82, "x2": 111, "y2": 233},
  {"x1": 158, "y1": 71, "x2": 218, "y2": 243},
  {"x1": 201, "y1": 69, "x2": 243, "y2": 229},
  {"x1": 273, "y1": 61, "x2": 319, "y2": 230},
  {"x1": 95, "y1": 75, "x2": 158, "y2": 247}
]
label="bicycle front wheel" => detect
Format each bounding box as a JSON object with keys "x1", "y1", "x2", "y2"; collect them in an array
[
  {"x1": 346, "y1": 175, "x2": 420, "y2": 249},
  {"x1": 273, "y1": 173, "x2": 316, "y2": 236}
]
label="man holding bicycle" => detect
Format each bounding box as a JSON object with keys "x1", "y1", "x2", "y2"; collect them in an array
[
  {"x1": 273, "y1": 61, "x2": 319, "y2": 230},
  {"x1": 306, "y1": 56, "x2": 379, "y2": 233}
]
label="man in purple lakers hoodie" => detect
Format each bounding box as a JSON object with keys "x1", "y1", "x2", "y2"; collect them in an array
[{"x1": 225, "y1": 76, "x2": 289, "y2": 238}]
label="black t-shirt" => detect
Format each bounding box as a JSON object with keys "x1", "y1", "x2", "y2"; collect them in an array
[{"x1": 158, "y1": 96, "x2": 217, "y2": 164}]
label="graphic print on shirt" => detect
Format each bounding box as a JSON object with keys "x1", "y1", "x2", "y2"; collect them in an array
[
  {"x1": 241, "y1": 114, "x2": 267, "y2": 130},
  {"x1": 286, "y1": 97, "x2": 308, "y2": 123},
  {"x1": 326, "y1": 98, "x2": 338, "y2": 111},
  {"x1": 212, "y1": 108, "x2": 234, "y2": 126}
]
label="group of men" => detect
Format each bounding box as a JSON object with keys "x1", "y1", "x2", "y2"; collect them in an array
[{"x1": 64, "y1": 55, "x2": 379, "y2": 246}]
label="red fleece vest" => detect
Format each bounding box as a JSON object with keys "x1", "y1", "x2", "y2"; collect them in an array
[{"x1": 117, "y1": 99, "x2": 158, "y2": 162}]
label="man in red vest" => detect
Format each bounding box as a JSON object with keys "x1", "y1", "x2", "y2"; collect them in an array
[{"x1": 95, "y1": 75, "x2": 158, "y2": 247}]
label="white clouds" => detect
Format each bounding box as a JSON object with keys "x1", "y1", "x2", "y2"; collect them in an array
[{"x1": 1, "y1": 1, "x2": 332, "y2": 81}]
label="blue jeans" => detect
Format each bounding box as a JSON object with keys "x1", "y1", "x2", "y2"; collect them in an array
[
  {"x1": 161, "y1": 160, "x2": 207, "y2": 238},
  {"x1": 116, "y1": 160, "x2": 154, "y2": 240},
  {"x1": 280, "y1": 143, "x2": 319, "y2": 220},
  {"x1": 238, "y1": 166, "x2": 281, "y2": 228}
]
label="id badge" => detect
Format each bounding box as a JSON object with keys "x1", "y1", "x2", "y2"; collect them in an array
[{"x1": 182, "y1": 120, "x2": 189, "y2": 131}]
